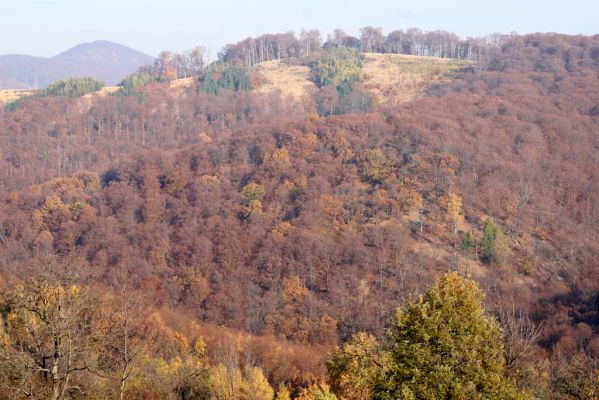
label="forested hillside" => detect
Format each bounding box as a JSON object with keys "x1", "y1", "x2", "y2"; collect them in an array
[{"x1": 0, "y1": 29, "x2": 598, "y2": 399}]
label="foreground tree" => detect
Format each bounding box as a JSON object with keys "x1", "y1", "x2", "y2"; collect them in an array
[
  {"x1": 378, "y1": 272, "x2": 529, "y2": 399},
  {"x1": 297, "y1": 383, "x2": 337, "y2": 400},
  {"x1": 327, "y1": 332, "x2": 389, "y2": 400},
  {"x1": 0, "y1": 263, "x2": 97, "y2": 400}
]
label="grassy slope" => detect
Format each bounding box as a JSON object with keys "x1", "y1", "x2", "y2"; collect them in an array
[
  {"x1": 361, "y1": 53, "x2": 469, "y2": 105},
  {"x1": 252, "y1": 53, "x2": 469, "y2": 104}
]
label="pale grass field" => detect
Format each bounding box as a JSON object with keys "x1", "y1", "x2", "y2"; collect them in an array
[
  {"x1": 361, "y1": 53, "x2": 469, "y2": 105},
  {"x1": 83, "y1": 86, "x2": 119, "y2": 98},
  {"x1": 252, "y1": 53, "x2": 469, "y2": 105},
  {"x1": 0, "y1": 90, "x2": 33, "y2": 104},
  {"x1": 254, "y1": 60, "x2": 317, "y2": 99}
]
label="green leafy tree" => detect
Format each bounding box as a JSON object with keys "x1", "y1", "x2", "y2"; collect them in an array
[
  {"x1": 377, "y1": 272, "x2": 530, "y2": 400},
  {"x1": 462, "y1": 230, "x2": 475, "y2": 251},
  {"x1": 480, "y1": 217, "x2": 510, "y2": 264}
]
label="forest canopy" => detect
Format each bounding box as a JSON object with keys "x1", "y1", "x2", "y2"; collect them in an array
[{"x1": 0, "y1": 28, "x2": 598, "y2": 399}]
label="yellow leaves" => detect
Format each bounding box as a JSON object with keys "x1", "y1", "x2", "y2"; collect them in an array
[
  {"x1": 43, "y1": 194, "x2": 70, "y2": 217},
  {"x1": 282, "y1": 276, "x2": 308, "y2": 302},
  {"x1": 70, "y1": 284, "x2": 80, "y2": 297},
  {"x1": 275, "y1": 384, "x2": 292, "y2": 400},
  {"x1": 296, "y1": 383, "x2": 338, "y2": 400},
  {"x1": 264, "y1": 147, "x2": 290, "y2": 164},
  {"x1": 0, "y1": 316, "x2": 10, "y2": 347},
  {"x1": 242, "y1": 199, "x2": 263, "y2": 219},
  {"x1": 209, "y1": 364, "x2": 274, "y2": 400},
  {"x1": 239, "y1": 181, "x2": 266, "y2": 220},
  {"x1": 306, "y1": 133, "x2": 319, "y2": 147},
  {"x1": 193, "y1": 337, "x2": 208, "y2": 359},
  {"x1": 209, "y1": 363, "x2": 245, "y2": 400},
  {"x1": 7, "y1": 312, "x2": 17, "y2": 322},
  {"x1": 149, "y1": 241, "x2": 169, "y2": 270},
  {"x1": 358, "y1": 149, "x2": 392, "y2": 184},
  {"x1": 244, "y1": 366, "x2": 274, "y2": 400},
  {"x1": 446, "y1": 192, "x2": 463, "y2": 233},
  {"x1": 327, "y1": 332, "x2": 386, "y2": 400},
  {"x1": 447, "y1": 192, "x2": 462, "y2": 215}
]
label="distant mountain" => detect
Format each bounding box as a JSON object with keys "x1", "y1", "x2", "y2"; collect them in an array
[{"x1": 0, "y1": 41, "x2": 155, "y2": 89}]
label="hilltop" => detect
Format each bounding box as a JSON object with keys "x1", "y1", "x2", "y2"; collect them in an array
[
  {"x1": 253, "y1": 53, "x2": 468, "y2": 105},
  {"x1": 0, "y1": 40, "x2": 154, "y2": 89},
  {"x1": 0, "y1": 52, "x2": 467, "y2": 108}
]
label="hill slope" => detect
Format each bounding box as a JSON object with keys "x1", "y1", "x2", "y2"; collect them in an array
[
  {"x1": 0, "y1": 32, "x2": 597, "y2": 398},
  {"x1": 0, "y1": 40, "x2": 154, "y2": 89}
]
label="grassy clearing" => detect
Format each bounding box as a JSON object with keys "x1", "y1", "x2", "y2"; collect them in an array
[
  {"x1": 253, "y1": 59, "x2": 317, "y2": 99},
  {"x1": 361, "y1": 53, "x2": 469, "y2": 105},
  {"x1": 251, "y1": 53, "x2": 469, "y2": 105},
  {"x1": 0, "y1": 90, "x2": 33, "y2": 104}
]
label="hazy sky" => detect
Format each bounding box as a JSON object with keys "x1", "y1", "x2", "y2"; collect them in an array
[{"x1": 1, "y1": 0, "x2": 598, "y2": 57}]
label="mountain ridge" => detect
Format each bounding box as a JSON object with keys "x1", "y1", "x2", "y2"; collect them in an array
[{"x1": 0, "y1": 40, "x2": 154, "y2": 89}]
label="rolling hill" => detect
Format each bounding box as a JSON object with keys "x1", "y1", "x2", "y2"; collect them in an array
[
  {"x1": 0, "y1": 40, "x2": 154, "y2": 89},
  {"x1": 0, "y1": 31, "x2": 598, "y2": 398}
]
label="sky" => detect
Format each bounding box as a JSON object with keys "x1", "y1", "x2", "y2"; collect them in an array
[{"x1": 1, "y1": 0, "x2": 598, "y2": 58}]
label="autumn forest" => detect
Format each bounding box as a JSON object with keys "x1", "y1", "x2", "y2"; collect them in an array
[{"x1": 0, "y1": 27, "x2": 598, "y2": 399}]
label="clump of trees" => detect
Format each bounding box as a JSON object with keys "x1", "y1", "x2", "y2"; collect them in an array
[
  {"x1": 327, "y1": 273, "x2": 532, "y2": 399},
  {"x1": 40, "y1": 77, "x2": 105, "y2": 97},
  {"x1": 480, "y1": 217, "x2": 510, "y2": 264},
  {"x1": 310, "y1": 47, "x2": 373, "y2": 115},
  {"x1": 461, "y1": 217, "x2": 510, "y2": 264},
  {"x1": 4, "y1": 77, "x2": 105, "y2": 111},
  {"x1": 200, "y1": 62, "x2": 253, "y2": 93},
  {"x1": 310, "y1": 47, "x2": 363, "y2": 94},
  {"x1": 117, "y1": 72, "x2": 156, "y2": 96},
  {"x1": 0, "y1": 260, "x2": 283, "y2": 399},
  {"x1": 219, "y1": 26, "x2": 505, "y2": 68},
  {"x1": 141, "y1": 46, "x2": 206, "y2": 80}
]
